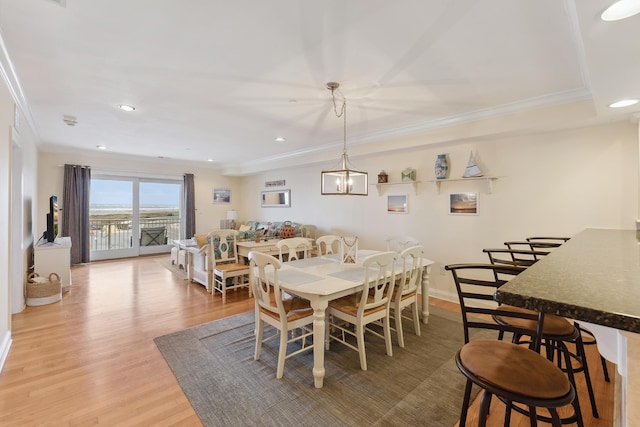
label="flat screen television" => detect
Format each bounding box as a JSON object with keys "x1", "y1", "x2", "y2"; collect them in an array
[{"x1": 46, "y1": 195, "x2": 59, "y2": 243}]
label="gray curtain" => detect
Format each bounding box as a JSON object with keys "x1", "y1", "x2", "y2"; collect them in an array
[
  {"x1": 62, "y1": 164, "x2": 91, "y2": 264},
  {"x1": 184, "y1": 173, "x2": 195, "y2": 238}
]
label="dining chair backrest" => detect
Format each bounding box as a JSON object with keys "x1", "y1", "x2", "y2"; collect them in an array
[
  {"x1": 482, "y1": 247, "x2": 549, "y2": 267},
  {"x1": 444, "y1": 263, "x2": 544, "y2": 346},
  {"x1": 385, "y1": 236, "x2": 420, "y2": 253},
  {"x1": 249, "y1": 251, "x2": 285, "y2": 318},
  {"x1": 209, "y1": 229, "x2": 240, "y2": 264},
  {"x1": 526, "y1": 236, "x2": 570, "y2": 248},
  {"x1": 397, "y1": 245, "x2": 424, "y2": 298},
  {"x1": 300, "y1": 225, "x2": 317, "y2": 239},
  {"x1": 276, "y1": 237, "x2": 310, "y2": 261},
  {"x1": 505, "y1": 239, "x2": 563, "y2": 252},
  {"x1": 198, "y1": 229, "x2": 238, "y2": 271},
  {"x1": 358, "y1": 251, "x2": 398, "y2": 317},
  {"x1": 340, "y1": 236, "x2": 359, "y2": 264},
  {"x1": 316, "y1": 235, "x2": 341, "y2": 256}
]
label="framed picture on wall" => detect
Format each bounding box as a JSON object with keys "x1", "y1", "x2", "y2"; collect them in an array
[
  {"x1": 387, "y1": 194, "x2": 408, "y2": 214},
  {"x1": 449, "y1": 192, "x2": 479, "y2": 215},
  {"x1": 213, "y1": 188, "x2": 231, "y2": 204}
]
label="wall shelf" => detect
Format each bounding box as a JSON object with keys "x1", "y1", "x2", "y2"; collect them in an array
[
  {"x1": 427, "y1": 177, "x2": 499, "y2": 194},
  {"x1": 370, "y1": 181, "x2": 421, "y2": 195}
]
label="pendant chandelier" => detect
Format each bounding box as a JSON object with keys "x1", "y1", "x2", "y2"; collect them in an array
[{"x1": 320, "y1": 82, "x2": 368, "y2": 196}]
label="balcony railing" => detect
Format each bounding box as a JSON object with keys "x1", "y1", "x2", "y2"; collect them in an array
[{"x1": 90, "y1": 217, "x2": 180, "y2": 251}]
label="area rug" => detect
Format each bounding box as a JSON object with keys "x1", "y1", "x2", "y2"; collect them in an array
[
  {"x1": 154, "y1": 256, "x2": 188, "y2": 280},
  {"x1": 154, "y1": 305, "x2": 482, "y2": 427}
]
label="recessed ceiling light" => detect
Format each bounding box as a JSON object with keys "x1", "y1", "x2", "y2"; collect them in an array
[
  {"x1": 96, "y1": 145, "x2": 107, "y2": 150},
  {"x1": 207, "y1": 158, "x2": 214, "y2": 162},
  {"x1": 117, "y1": 104, "x2": 136, "y2": 112},
  {"x1": 275, "y1": 137, "x2": 286, "y2": 142},
  {"x1": 601, "y1": 0, "x2": 640, "y2": 21},
  {"x1": 609, "y1": 99, "x2": 639, "y2": 108}
]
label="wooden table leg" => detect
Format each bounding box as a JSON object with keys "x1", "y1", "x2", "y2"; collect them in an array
[{"x1": 421, "y1": 265, "x2": 431, "y2": 324}]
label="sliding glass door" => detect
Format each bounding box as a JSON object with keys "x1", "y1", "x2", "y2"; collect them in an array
[{"x1": 90, "y1": 176, "x2": 183, "y2": 261}]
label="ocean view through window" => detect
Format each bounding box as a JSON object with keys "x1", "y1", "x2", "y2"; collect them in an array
[{"x1": 90, "y1": 177, "x2": 182, "y2": 260}]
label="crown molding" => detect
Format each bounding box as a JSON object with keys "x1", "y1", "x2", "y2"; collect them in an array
[{"x1": 224, "y1": 88, "x2": 593, "y2": 175}]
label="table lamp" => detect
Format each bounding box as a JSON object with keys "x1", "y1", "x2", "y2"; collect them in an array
[{"x1": 221, "y1": 210, "x2": 238, "y2": 229}]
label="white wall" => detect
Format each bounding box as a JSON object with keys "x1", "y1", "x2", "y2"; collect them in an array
[
  {"x1": 0, "y1": 72, "x2": 39, "y2": 367},
  {"x1": 241, "y1": 121, "x2": 638, "y2": 301},
  {"x1": 0, "y1": 66, "x2": 12, "y2": 370},
  {"x1": 37, "y1": 152, "x2": 242, "y2": 237}
]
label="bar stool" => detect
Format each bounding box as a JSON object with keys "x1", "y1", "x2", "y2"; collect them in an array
[
  {"x1": 501, "y1": 238, "x2": 610, "y2": 386},
  {"x1": 483, "y1": 245, "x2": 599, "y2": 419},
  {"x1": 446, "y1": 263, "x2": 584, "y2": 426}
]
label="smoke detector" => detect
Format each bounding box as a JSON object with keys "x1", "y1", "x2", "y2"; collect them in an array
[{"x1": 63, "y1": 115, "x2": 78, "y2": 126}]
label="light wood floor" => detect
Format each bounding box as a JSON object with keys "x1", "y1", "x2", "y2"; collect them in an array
[{"x1": 0, "y1": 255, "x2": 613, "y2": 426}]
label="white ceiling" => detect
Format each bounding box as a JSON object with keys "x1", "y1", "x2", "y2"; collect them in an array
[{"x1": 0, "y1": 0, "x2": 639, "y2": 175}]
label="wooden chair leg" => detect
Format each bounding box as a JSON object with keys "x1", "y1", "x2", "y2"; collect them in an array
[
  {"x1": 395, "y1": 308, "x2": 405, "y2": 348},
  {"x1": 254, "y1": 320, "x2": 263, "y2": 360},
  {"x1": 276, "y1": 329, "x2": 288, "y2": 379},
  {"x1": 383, "y1": 316, "x2": 393, "y2": 357},
  {"x1": 412, "y1": 302, "x2": 421, "y2": 336},
  {"x1": 356, "y1": 323, "x2": 367, "y2": 371}
]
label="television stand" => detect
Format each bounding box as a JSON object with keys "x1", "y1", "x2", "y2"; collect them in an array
[{"x1": 34, "y1": 236, "x2": 72, "y2": 290}]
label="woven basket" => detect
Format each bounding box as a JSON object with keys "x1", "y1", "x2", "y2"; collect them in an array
[
  {"x1": 279, "y1": 221, "x2": 296, "y2": 239},
  {"x1": 26, "y1": 272, "x2": 62, "y2": 306}
]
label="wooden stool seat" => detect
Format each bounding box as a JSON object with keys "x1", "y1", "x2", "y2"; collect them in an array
[
  {"x1": 445, "y1": 263, "x2": 585, "y2": 426},
  {"x1": 459, "y1": 340, "x2": 572, "y2": 400},
  {"x1": 495, "y1": 305, "x2": 577, "y2": 337}
]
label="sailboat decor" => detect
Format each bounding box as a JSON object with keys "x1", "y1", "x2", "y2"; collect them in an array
[{"x1": 463, "y1": 151, "x2": 483, "y2": 178}]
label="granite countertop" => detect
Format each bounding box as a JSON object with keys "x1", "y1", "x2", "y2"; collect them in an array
[{"x1": 495, "y1": 228, "x2": 640, "y2": 334}]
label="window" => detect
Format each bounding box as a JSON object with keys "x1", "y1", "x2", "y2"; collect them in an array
[{"x1": 90, "y1": 176, "x2": 182, "y2": 260}]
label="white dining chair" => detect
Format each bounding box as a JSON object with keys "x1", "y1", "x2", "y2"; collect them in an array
[
  {"x1": 385, "y1": 236, "x2": 420, "y2": 253},
  {"x1": 326, "y1": 251, "x2": 397, "y2": 371},
  {"x1": 249, "y1": 251, "x2": 314, "y2": 379},
  {"x1": 390, "y1": 245, "x2": 424, "y2": 347},
  {"x1": 276, "y1": 237, "x2": 311, "y2": 261},
  {"x1": 315, "y1": 235, "x2": 341, "y2": 256}
]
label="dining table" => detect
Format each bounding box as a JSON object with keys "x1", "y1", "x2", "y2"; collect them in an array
[{"x1": 274, "y1": 250, "x2": 434, "y2": 388}]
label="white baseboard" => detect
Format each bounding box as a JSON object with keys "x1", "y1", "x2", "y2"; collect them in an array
[
  {"x1": 0, "y1": 331, "x2": 12, "y2": 373},
  {"x1": 428, "y1": 288, "x2": 458, "y2": 304}
]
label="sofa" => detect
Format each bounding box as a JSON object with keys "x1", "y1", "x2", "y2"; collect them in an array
[{"x1": 235, "y1": 220, "x2": 310, "y2": 241}]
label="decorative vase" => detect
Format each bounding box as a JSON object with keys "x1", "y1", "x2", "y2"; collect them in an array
[
  {"x1": 401, "y1": 167, "x2": 416, "y2": 182},
  {"x1": 434, "y1": 154, "x2": 449, "y2": 180}
]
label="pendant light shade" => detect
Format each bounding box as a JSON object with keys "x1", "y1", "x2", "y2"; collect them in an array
[{"x1": 320, "y1": 82, "x2": 368, "y2": 196}]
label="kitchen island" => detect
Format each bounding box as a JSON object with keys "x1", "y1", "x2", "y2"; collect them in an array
[{"x1": 496, "y1": 228, "x2": 640, "y2": 427}]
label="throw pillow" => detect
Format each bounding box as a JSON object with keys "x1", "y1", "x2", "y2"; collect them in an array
[{"x1": 194, "y1": 234, "x2": 208, "y2": 248}]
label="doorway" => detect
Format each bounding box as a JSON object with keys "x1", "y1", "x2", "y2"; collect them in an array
[{"x1": 90, "y1": 176, "x2": 183, "y2": 261}]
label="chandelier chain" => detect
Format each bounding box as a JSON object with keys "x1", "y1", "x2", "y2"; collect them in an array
[{"x1": 329, "y1": 85, "x2": 348, "y2": 153}]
